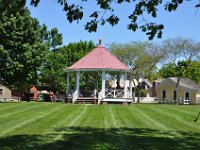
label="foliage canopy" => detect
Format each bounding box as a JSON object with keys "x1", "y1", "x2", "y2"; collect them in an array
[
  {"x1": 0, "y1": 0, "x2": 50, "y2": 90},
  {"x1": 29, "y1": 0, "x2": 200, "y2": 40},
  {"x1": 39, "y1": 41, "x2": 96, "y2": 93}
]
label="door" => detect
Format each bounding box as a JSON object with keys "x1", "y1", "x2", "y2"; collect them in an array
[
  {"x1": 185, "y1": 92, "x2": 189, "y2": 100},
  {"x1": 184, "y1": 92, "x2": 190, "y2": 104},
  {"x1": 162, "y1": 90, "x2": 166, "y2": 99},
  {"x1": 173, "y1": 90, "x2": 177, "y2": 100},
  {"x1": 173, "y1": 90, "x2": 177, "y2": 103}
]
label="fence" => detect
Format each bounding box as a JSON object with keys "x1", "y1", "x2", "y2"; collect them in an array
[{"x1": 134, "y1": 97, "x2": 155, "y2": 103}]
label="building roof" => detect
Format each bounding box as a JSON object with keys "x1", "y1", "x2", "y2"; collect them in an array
[
  {"x1": 169, "y1": 77, "x2": 200, "y2": 90},
  {"x1": 0, "y1": 84, "x2": 11, "y2": 90},
  {"x1": 66, "y1": 44, "x2": 130, "y2": 72},
  {"x1": 159, "y1": 77, "x2": 200, "y2": 91}
]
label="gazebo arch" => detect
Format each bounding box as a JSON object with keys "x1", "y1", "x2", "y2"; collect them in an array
[{"x1": 65, "y1": 40, "x2": 133, "y2": 104}]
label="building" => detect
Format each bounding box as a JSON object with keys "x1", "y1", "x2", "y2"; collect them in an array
[
  {"x1": 156, "y1": 77, "x2": 200, "y2": 104},
  {"x1": 150, "y1": 78, "x2": 164, "y2": 97},
  {"x1": 0, "y1": 84, "x2": 12, "y2": 100},
  {"x1": 30, "y1": 85, "x2": 38, "y2": 100}
]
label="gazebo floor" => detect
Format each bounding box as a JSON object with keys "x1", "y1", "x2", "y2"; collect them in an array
[
  {"x1": 101, "y1": 98, "x2": 133, "y2": 105},
  {"x1": 74, "y1": 97, "x2": 133, "y2": 105}
]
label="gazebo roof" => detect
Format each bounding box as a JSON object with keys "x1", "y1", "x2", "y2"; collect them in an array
[{"x1": 66, "y1": 44, "x2": 130, "y2": 72}]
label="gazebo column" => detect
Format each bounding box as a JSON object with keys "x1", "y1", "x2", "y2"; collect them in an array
[
  {"x1": 124, "y1": 73, "x2": 128, "y2": 98},
  {"x1": 76, "y1": 71, "x2": 80, "y2": 96},
  {"x1": 117, "y1": 74, "x2": 121, "y2": 84},
  {"x1": 66, "y1": 73, "x2": 70, "y2": 95},
  {"x1": 129, "y1": 74, "x2": 133, "y2": 98},
  {"x1": 73, "y1": 71, "x2": 80, "y2": 102},
  {"x1": 101, "y1": 70, "x2": 106, "y2": 98}
]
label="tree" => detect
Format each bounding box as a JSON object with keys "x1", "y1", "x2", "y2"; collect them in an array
[
  {"x1": 159, "y1": 63, "x2": 179, "y2": 78},
  {"x1": 184, "y1": 61, "x2": 200, "y2": 84},
  {"x1": 29, "y1": 0, "x2": 200, "y2": 40},
  {"x1": 160, "y1": 37, "x2": 200, "y2": 78},
  {"x1": 0, "y1": 0, "x2": 50, "y2": 90},
  {"x1": 39, "y1": 41, "x2": 96, "y2": 93},
  {"x1": 159, "y1": 60, "x2": 200, "y2": 84},
  {"x1": 38, "y1": 48, "x2": 66, "y2": 93},
  {"x1": 49, "y1": 28, "x2": 63, "y2": 50},
  {"x1": 158, "y1": 37, "x2": 200, "y2": 89},
  {"x1": 109, "y1": 41, "x2": 163, "y2": 102},
  {"x1": 159, "y1": 60, "x2": 189, "y2": 79}
]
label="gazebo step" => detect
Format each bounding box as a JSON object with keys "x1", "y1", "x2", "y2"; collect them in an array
[
  {"x1": 102, "y1": 98, "x2": 133, "y2": 102},
  {"x1": 100, "y1": 98, "x2": 133, "y2": 105},
  {"x1": 74, "y1": 97, "x2": 97, "y2": 104}
]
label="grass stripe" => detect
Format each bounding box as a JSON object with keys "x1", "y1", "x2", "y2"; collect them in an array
[
  {"x1": 0, "y1": 104, "x2": 42, "y2": 118},
  {"x1": 74, "y1": 105, "x2": 101, "y2": 128},
  {"x1": 134, "y1": 106, "x2": 169, "y2": 130},
  {"x1": 148, "y1": 105, "x2": 200, "y2": 131},
  {"x1": 52, "y1": 105, "x2": 88, "y2": 141},
  {"x1": 12, "y1": 104, "x2": 72, "y2": 135},
  {"x1": 0, "y1": 104, "x2": 62, "y2": 136},
  {"x1": 0, "y1": 103, "x2": 200, "y2": 150},
  {"x1": 0, "y1": 102, "x2": 29, "y2": 113},
  {"x1": 0, "y1": 103, "x2": 55, "y2": 132}
]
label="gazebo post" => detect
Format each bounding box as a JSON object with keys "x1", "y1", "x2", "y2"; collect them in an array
[
  {"x1": 101, "y1": 70, "x2": 106, "y2": 98},
  {"x1": 124, "y1": 73, "x2": 127, "y2": 98},
  {"x1": 129, "y1": 74, "x2": 133, "y2": 98},
  {"x1": 117, "y1": 74, "x2": 121, "y2": 84},
  {"x1": 73, "y1": 71, "x2": 80, "y2": 102},
  {"x1": 66, "y1": 73, "x2": 70, "y2": 95}
]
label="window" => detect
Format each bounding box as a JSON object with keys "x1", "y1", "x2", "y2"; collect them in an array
[
  {"x1": 0, "y1": 89, "x2": 3, "y2": 95},
  {"x1": 162, "y1": 90, "x2": 166, "y2": 99}
]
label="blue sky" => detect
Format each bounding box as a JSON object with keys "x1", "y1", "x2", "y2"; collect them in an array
[{"x1": 27, "y1": 1, "x2": 200, "y2": 45}]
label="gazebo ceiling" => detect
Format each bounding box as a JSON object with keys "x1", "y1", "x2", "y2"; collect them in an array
[{"x1": 66, "y1": 44, "x2": 130, "y2": 72}]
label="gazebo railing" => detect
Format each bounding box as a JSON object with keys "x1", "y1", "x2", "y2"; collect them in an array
[
  {"x1": 72, "y1": 90, "x2": 78, "y2": 103},
  {"x1": 98, "y1": 91, "x2": 103, "y2": 104},
  {"x1": 126, "y1": 91, "x2": 132, "y2": 98},
  {"x1": 105, "y1": 89, "x2": 124, "y2": 98}
]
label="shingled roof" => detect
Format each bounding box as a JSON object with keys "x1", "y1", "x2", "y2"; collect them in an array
[
  {"x1": 66, "y1": 44, "x2": 130, "y2": 72},
  {"x1": 169, "y1": 77, "x2": 200, "y2": 91}
]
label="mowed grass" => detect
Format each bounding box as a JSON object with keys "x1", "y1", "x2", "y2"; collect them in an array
[{"x1": 0, "y1": 102, "x2": 200, "y2": 150}]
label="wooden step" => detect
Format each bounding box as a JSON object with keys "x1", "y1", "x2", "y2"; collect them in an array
[{"x1": 74, "y1": 97, "x2": 97, "y2": 104}]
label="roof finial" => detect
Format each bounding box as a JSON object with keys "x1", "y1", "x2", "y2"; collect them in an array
[{"x1": 99, "y1": 37, "x2": 102, "y2": 45}]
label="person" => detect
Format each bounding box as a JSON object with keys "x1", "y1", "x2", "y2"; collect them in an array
[
  {"x1": 93, "y1": 88, "x2": 98, "y2": 98},
  {"x1": 107, "y1": 86, "x2": 112, "y2": 93},
  {"x1": 116, "y1": 81, "x2": 122, "y2": 89},
  {"x1": 49, "y1": 91, "x2": 54, "y2": 102}
]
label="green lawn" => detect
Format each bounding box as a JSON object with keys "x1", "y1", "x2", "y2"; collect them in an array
[{"x1": 0, "y1": 102, "x2": 200, "y2": 150}]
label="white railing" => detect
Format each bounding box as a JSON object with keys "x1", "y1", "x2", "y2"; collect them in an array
[
  {"x1": 135, "y1": 97, "x2": 155, "y2": 103},
  {"x1": 72, "y1": 90, "x2": 78, "y2": 103},
  {"x1": 105, "y1": 89, "x2": 124, "y2": 98},
  {"x1": 184, "y1": 99, "x2": 190, "y2": 105},
  {"x1": 98, "y1": 91, "x2": 103, "y2": 104},
  {"x1": 126, "y1": 90, "x2": 132, "y2": 98},
  {"x1": 154, "y1": 98, "x2": 191, "y2": 104}
]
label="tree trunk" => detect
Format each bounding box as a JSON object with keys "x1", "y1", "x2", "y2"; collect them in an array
[{"x1": 137, "y1": 87, "x2": 141, "y2": 103}]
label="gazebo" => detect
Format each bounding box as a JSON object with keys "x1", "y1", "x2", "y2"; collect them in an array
[{"x1": 65, "y1": 40, "x2": 133, "y2": 104}]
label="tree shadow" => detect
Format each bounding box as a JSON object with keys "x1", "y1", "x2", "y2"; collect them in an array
[{"x1": 0, "y1": 127, "x2": 199, "y2": 150}]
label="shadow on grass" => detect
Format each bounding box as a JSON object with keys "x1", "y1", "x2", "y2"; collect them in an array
[{"x1": 0, "y1": 127, "x2": 199, "y2": 150}]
